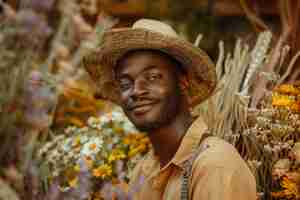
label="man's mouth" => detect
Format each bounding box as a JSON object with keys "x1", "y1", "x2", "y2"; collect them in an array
[{"x1": 130, "y1": 103, "x2": 156, "y2": 115}]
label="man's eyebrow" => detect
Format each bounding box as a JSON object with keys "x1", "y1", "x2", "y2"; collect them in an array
[
  {"x1": 141, "y1": 65, "x2": 158, "y2": 73},
  {"x1": 116, "y1": 65, "x2": 158, "y2": 79}
]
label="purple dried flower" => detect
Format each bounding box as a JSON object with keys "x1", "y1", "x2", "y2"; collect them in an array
[
  {"x1": 17, "y1": 10, "x2": 40, "y2": 29},
  {"x1": 127, "y1": 175, "x2": 145, "y2": 199},
  {"x1": 115, "y1": 160, "x2": 127, "y2": 181},
  {"x1": 44, "y1": 179, "x2": 63, "y2": 200},
  {"x1": 65, "y1": 160, "x2": 92, "y2": 199},
  {"x1": 29, "y1": 0, "x2": 56, "y2": 12},
  {"x1": 101, "y1": 182, "x2": 114, "y2": 200},
  {"x1": 17, "y1": 9, "x2": 52, "y2": 38},
  {"x1": 114, "y1": 186, "x2": 132, "y2": 200},
  {"x1": 23, "y1": 71, "x2": 57, "y2": 130},
  {"x1": 101, "y1": 181, "x2": 134, "y2": 200}
]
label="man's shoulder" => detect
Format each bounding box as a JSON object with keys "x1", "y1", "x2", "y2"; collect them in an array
[
  {"x1": 189, "y1": 136, "x2": 257, "y2": 200},
  {"x1": 193, "y1": 136, "x2": 248, "y2": 170}
]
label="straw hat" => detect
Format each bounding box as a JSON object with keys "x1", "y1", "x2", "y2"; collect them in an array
[{"x1": 83, "y1": 19, "x2": 217, "y2": 107}]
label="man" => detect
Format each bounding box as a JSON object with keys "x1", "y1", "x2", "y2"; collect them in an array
[{"x1": 84, "y1": 19, "x2": 256, "y2": 200}]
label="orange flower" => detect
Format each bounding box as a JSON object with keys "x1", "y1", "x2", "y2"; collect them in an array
[
  {"x1": 140, "y1": 137, "x2": 150, "y2": 145},
  {"x1": 108, "y1": 149, "x2": 126, "y2": 163},
  {"x1": 93, "y1": 164, "x2": 112, "y2": 178},
  {"x1": 128, "y1": 144, "x2": 147, "y2": 158},
  {"x1": 272, "y1": 176, "x2": 299, "y2": 199},
  {"x1": 274, "y1": 84, "x2": 300, "y2": 96},
  {"x1": 89, "y1": 143, "x2": 97, "y2": 150},
  {"x1": 290, "y1": 103, "x2": 300, "y2": 112},
  {"x1": 272, "y1": 93, "x2": 295, "y2": 107}
]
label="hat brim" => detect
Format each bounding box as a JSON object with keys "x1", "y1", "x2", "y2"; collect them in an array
[{"x1": 83, "y1": 28, "x2": 217, "y2": 106}]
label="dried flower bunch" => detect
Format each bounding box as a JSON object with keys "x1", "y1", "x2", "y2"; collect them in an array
[
  {"x1": 0, "y1": 0, "x2": 119, "y2": 198},
  {"x1": 195, "y1": 29, "x2": 300, "y2": 199},
  {"x1": 242, "y1": 84, "x2": 300, "y2": 200},
  {"x1": 272, "y1": 84, "x2": 300, "y2": 113},
  {"x1": 37, "y1": 108, "x2": 151, "y2": 198},
  {"x1": 268, "y1": 84, "x2": 300, "y2": 199}
]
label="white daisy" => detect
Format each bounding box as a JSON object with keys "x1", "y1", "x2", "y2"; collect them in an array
[
  {"x1": 80, "y1": 135, "x2": 89, "y2": 144},
  {"x1": 99, "y1": 115, "x2": 110, "y2": 125},
  {"x1": 80, "y1": 137, "x2": 103, "y2": 158},
  {"x1": 87, "y1": 117, "x2": 98, "y2": 128}
]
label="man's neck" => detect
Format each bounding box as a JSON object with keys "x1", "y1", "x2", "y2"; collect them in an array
[{"x1": 148, "y1": 111, "x2": 193, "y2": 168}]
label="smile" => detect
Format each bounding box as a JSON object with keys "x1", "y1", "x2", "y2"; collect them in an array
[{"x1": 131, "y1": 103, "x2": 155, "y2": 115}]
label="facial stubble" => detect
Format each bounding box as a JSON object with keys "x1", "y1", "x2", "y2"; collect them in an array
[{"x1": 127, "y1": 84, "x2": 182, "y2": 133}]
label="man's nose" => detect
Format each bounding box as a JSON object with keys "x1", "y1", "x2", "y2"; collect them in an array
[{"x1": 131, "y1": 79, "x2": 148, "y2": 99}]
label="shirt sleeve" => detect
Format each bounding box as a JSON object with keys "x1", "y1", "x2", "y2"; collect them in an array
[{"x1": 191, "y1": 166, "x2": 256, "y2": 200}]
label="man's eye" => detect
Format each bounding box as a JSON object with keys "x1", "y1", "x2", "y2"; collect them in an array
[
  {"x1": 147, "y1": 74, "x2": 161, "y2": 81},
  {"x1": 120, "y1": 83, "x2": 131, "y2": 90}
]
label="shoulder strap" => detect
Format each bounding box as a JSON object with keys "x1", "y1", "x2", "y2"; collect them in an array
[{"x1": 180, "y1": 132, "x2": 211, "y2": 200}]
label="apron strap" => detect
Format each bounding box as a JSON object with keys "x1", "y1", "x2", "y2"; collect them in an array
[{"x1": 180, "y1": 132, "x2": 211, "y2": 200}]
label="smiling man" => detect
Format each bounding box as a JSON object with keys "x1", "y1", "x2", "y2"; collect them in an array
[{"x1": 84, "y1": 19, "x2": 256, "y2": 200}]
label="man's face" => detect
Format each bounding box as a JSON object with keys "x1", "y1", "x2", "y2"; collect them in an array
[{"x1": 115, "y1": 50, "x2": 182, "y2": 132}]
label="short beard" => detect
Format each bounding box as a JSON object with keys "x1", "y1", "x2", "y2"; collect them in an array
[{"x1": 134, "y1": 86, "x2": 182, "y2": 133}]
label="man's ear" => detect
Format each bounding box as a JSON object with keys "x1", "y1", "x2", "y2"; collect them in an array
[
  {"x1": 179, "y1": 75, "x2": 194, "y2": 107},
  {"x1": 179, "y1": 75, "x2": 189, "y2": 92},
  {"x1": 179, "y1": 75, "x2": 190, "y2": 101}
]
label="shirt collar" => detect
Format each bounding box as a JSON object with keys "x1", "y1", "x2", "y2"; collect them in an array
[
  {"x1": 171, "y1": 116, "x2": 208, "y2": 167},
  {"x1": 142, "y1": 116, "x2": 208, "y2": 177}
]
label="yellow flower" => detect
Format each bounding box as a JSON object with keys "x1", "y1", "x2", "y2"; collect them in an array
[
  {"x1": 123, "y1": 134, "x2": 149, "y2": 146},
  {"x1": 135, "y1": 134, "x2": 145, "y2": 140},
  {"x1": 272, "y1": 93, "x2": 295, "y2": 107},
  {"x1": 272, "y1": 176, "x2": 299, "y2": 199},
  {"x1": 123, "y1": 135, "x2": 137, "y2": 145},
  {"x1": 128, "y1": 144, "x2": 147, "y2": 158},
  {"x1": 290, "y1": 102, "x2": 300, "y2": 112},
  {"x1": 281, "y1": 176, "x2": 299, "y2": 198},
  {"x1": 74, "y1": 164, "x2": 80, "y2": 172},
  {"x1": 108, "y1": 149, "x2": 126, "y2": 163},
  {"x1": 140, "y1": 137, "x2": 150, "y2": 145},
  {"x1": 64, "y1": 166, "x2": 80, "y2": 188},
  {"x1": 274, "y1": 84, "x2": 300, "y2": 96},
  {"x1": 93, "y1": 164, "x2": 113, "y2": 178},
  {"x1": 68, "y1": 176, "x2": 78, "y2": 188},
  {"x1": 72, "y1": 136, "x2": 81, "y2": 147}
]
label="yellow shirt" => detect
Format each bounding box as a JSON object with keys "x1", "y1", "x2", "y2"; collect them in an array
[{"x1": 128, "y1": 117, "x2": 257, "y2": 200}]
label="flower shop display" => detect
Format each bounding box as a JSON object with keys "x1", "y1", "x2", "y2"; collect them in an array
[
  {"x1": 37, "y1": 108, "x2": 151, "y2": 199},
  {"x1": 238, "y1": 83, "x2": 300, "y2": 200},
  {"x1": 267, "y1": 84, "x2": 300, "y2": 199},
  {"x1": 1, "y1": 0, "x2": 300, "y2": 198},
  {"x1": 195, "y1": 29, "x2": 300, "y2": 199}
]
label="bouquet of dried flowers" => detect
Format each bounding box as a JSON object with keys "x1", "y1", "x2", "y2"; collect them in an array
[
  {"x1": 265, "y1": 83, "x2": 300, "y2": 199},
  {"x1": 239, "y1": 83, "x2": 300, "y2": 200},
  {"x1": 195, "y1": 29, "x2": 300, "y2": 199},
  {"x1": 37, "y1": 108, "x2": 151, "y2": 199}
]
